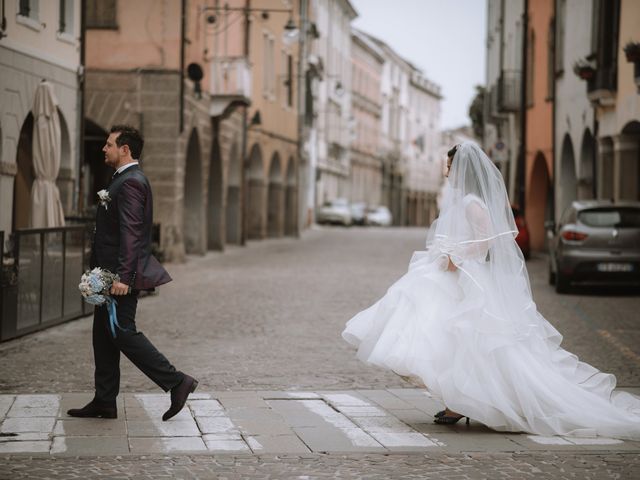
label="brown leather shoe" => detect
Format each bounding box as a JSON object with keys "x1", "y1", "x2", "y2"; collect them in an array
[
  {"x1": 67, "y1": 400, "x2": 117, "y2": 419},
  {"x1": 162, "y1": 375, "x2": 198, "y2": 421}
]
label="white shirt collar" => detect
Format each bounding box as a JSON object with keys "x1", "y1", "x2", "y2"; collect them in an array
[{"x1": 115, "y1": 161, "x2": 139, "y2": 176}]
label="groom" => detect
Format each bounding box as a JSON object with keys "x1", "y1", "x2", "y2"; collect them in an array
[{"x1": 68, "y1": 125, "x2": 197, "y2": 421}]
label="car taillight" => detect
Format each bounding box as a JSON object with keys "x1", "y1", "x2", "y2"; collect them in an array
[{"x1": 561, "y1": 231, "x2": 588, "y2": 241}]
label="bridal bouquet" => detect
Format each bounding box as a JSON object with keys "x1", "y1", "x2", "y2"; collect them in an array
[{"x1": 78, "y1": 268, "x2": 127, "y2": 337}]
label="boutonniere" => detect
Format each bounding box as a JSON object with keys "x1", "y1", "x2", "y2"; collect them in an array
[{"x1": 97, "y1": 189, "x2": 112, "y2": 210}]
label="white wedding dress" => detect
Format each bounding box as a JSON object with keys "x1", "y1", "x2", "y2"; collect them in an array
[{"x1": 343, "y1": 142, "x2": 640, "y2": 440}]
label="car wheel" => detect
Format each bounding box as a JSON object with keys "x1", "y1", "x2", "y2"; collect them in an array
[
  {"x1": 548, "y1": 264, "x2": 556, "y2": 285},
  {"x1": 555, "y1": 271, "x2": 570, "y2": 294}
]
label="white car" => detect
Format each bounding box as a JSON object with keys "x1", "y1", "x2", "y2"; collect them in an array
[
  {"x1": 366, "y1": 206, "x2": 392, "y2": 226},
  {"x1": 316, "y1": 198, "x2": 352, "y2": 226},
  {"x1": 350, "y1": 202, "x2": 367, "y2": 225}
]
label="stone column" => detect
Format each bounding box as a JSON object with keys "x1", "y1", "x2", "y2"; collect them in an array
[
  {"x1": 597, "y1": 138, "x2": 614, "y2": 200},
  {"x1": 613, "y1": 134, "x2": 640, "y2": 201}
]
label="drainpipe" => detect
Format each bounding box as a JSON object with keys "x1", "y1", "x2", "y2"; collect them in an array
[
  {"x1": 296, "y1": 0, "x2": 308, "y2": 235},
  {"x1": 77, "y1": 0, "x2": 87, "y2": 215},
  {"x1": 240, "y1": 0, "x2": 251, "y2": 245},
  {"x1": 179, "y1": 0, "x2": 186, "y2": 134},
  {"x1": 550, "y1": 7, "x2": 556, "y2": 225}
]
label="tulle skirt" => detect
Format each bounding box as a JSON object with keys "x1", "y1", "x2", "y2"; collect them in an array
[{"x1": 342, "y1": 252, "x2": 640, "y2": 440}]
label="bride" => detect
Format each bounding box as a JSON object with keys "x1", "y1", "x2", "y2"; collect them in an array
[{"x1": 343, "y1": 141, "x2": 640, "y2": 439}]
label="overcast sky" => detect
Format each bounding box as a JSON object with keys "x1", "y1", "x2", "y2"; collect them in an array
[{"x1": 349, "y1": 0, "x2": 487, "y2": 130}]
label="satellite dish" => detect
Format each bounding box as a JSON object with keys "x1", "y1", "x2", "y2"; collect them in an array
[{"x1": 187, "y1": 63, "x2": 203, "y2": 82}]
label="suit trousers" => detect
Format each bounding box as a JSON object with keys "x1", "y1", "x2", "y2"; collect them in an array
[{"x1": 92, "y1": 292, "x2": 184, "y2": 403}]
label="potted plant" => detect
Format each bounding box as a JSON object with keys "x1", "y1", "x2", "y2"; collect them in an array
[
  {"x1": 623, "y1": 41, "x2": 640, "y2": 63},
  {"x1": 573, "y1": 59, "x2": 596, "y2": 80}
]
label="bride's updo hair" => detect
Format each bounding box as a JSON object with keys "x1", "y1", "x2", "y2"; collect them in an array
[{"x1": 447, "y1": 144, "x2": 459, "y2": 160}]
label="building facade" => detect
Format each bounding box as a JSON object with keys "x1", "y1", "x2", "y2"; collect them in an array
[
  {"x1": 484, "y1": 0, "x2": 525, "y2": 201},
  {"x1": 1, "y1": 0, "x2": 82, "y2": 234},
  {"x1": 582, "y1": 0, "x2": 640, "y2": 202},
  {"x1": 84, "y1": 0, "x2": 302, "y2": 261},
  {"x1": 554, "y1": 0, "x2": 596, "y2": 221},
  {"x1": 309, "y1": 0, "x2": 357, "y2": 208},
  {"x1": 404, "y1": 70, "x2": 442, "y2": 226},
  {"x1": 524, "y1": 0, "x2": 554, "y2": 251},
  {"x1": 349, "y1": 28, "x2": 383, "y2": 207}
]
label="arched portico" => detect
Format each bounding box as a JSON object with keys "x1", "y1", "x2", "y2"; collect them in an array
[
  {"x1": 267, "y1": 152, "x2": 284, "y2": 238},
  {"x1": 226, "y1": 142, "x2": 242, "y2": 244},
  {"x1": 578, "y1": 129, "x2": 595, "y2": 200},
  {"x1": 527, "y1": 152, "x2": 552, "y2": 251},
  {"x1": 285, "y1": 157, "x2": 297, "y2": 236},
  {"x1": 183, "y1": 128, "x2": 205, "y2": 254},
  {"x1": 247, "y1": 144, "x2": 265, "y2": 239}
]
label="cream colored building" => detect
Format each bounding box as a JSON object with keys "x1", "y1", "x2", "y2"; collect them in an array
[
  {"x1": 349, "y1": 28, "x2": 383, "y2": 207},
  {"x1": 309, "y1": 0, "x2": 357, "y2": 207},
  {"x1": 404, "y1": 70, "x2": 442, "y2": 227},
  {"x1": 554, "y1": 0, "x2": 596, "y2": 220},
  {"x1": 0, "y1": 0, "x2": 82, "y2": 234},
  {"x1": 589, "y1": 0, "x2": 640, "y2": 201},
  {"x1": 484, "y1": 0, "x2": 524, "y2": 200}
]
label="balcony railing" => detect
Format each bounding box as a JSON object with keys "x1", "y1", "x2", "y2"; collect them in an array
[
  {"x1": 498, "y1": 70, "x2": 521, "y2": 113},
  {"x1": 209, "y1": 57, "x2": 252, "y2": 117}
]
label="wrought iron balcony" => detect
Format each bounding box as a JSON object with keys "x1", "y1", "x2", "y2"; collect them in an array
[{"x1": 209, "y1": 57, "x2": 252, "y2": 117}]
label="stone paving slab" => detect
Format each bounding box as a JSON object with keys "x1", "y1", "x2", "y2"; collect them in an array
[{"x1": 1, "y1": 388, "x2": 638, "y2": 457}]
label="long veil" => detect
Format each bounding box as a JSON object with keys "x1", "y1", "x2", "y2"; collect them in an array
[{"x1": 421, "y1": 142, "x2": 550, "y2": 342}]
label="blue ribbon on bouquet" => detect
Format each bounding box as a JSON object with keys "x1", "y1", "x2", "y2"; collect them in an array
[{"x1": 105, "y1": 297, "x2": 130, "y2": 338}]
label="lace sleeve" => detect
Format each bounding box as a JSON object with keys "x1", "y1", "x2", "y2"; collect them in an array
[{"x1": 450, "y1": 197, "x2": 492, "y2": 264}]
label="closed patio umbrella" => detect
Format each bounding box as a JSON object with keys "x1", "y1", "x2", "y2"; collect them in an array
[{"x1": 30, "y1": 80, "x2": 65, "y2": 228}]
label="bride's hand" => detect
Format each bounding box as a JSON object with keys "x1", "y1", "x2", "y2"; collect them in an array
[{"x1": 447, "y1": 257, "x2": 458, "y2": 272}]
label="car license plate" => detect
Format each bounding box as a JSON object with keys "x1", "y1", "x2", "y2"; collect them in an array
[{"x1": 596, "y1": 263, "x2": 634, "y2": 272}]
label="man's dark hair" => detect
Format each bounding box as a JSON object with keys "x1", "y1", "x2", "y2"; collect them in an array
[{"x1": 110, "y1": 125, "x2": 144, "y2": 159}]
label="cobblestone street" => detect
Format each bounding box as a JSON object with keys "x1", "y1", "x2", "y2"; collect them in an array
[{"x1": 2, "y1": 227, "x2": 640, "y2": 478}]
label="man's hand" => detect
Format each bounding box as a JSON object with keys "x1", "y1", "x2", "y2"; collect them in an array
[
  {"x1": 110, "y1": 281, "x2": 130, "y2": 296},
  {"x1": 447, "y1": 257, "x2": 458, "y2": 272}
]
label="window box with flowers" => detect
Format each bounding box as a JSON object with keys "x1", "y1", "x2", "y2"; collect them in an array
[
  {"x1": 623, "y1": 42, "x2": 640, "y2": 63},
  {"x1": 623, "y1": 42, "x2": 640, "y2": 94},
  {"x1": 573, "y1": 59, "x2": 596, "y2": 81}
]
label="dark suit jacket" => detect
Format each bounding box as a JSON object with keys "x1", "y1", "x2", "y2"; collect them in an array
[{"x1": 90, "y1": 164, "x2": 172, "y2": 290}]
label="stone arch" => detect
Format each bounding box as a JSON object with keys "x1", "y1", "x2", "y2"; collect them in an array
[
  {"x1": 618, "y1": 121, "x2": 640, "y2": 200},
  {"x1": 226, "y1": 141, "x2": 242, "y2": 244},
  {"x1": 267, "y1": 152, "x2": 284, "y2": 238},
  {"x1": 82, "y1": 118, "x2": 110, "y2": 211},
  {"x1": 247, "y1": 143, "x2": 265, "y2": 239},
  {"x1": 527, "y1": 152, "x2": 552, "y2": 251},
  {"x1": 558, "y1": 134, "x2": 577, "y2": 220},
  {"x1": 598, "y1": 136, "x2": 614, "y2": 200},
  {"x1": 12, "y1": 113, "x2": 34, "y2": 230},
  {"x1": 578, "y1": 129, "x2": 595, "y2": 200},
  {"x1": 208, "y1": 123, "x2": 224, "y2": 251},
  {"x1": 183, "y1": 128, "x2": 205, "y2": 254},
  {"x1": 285, "y1": 156, "x2": 297, "y2": 236}
]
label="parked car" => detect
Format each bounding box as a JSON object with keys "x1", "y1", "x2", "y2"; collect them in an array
[
  {"x1": 365, "y1": 206, "x2": 393, "y2": 226},
  {"x1": 350, "y1": 202, "x2": 367, "y2": 225},
  {"x1": 511, "y1": 205, "x2": 531, "y2": 259},
  {"x1": 316, "y1": 198, "x2": 352, "y2": 226},
  {"x1": 547, "y1": 200, "x2": 640, "y2": 293}
]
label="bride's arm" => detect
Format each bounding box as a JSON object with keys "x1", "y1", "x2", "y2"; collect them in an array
[{"x1": 448, "y1": 199, "x2": 492, "y2": 269}]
